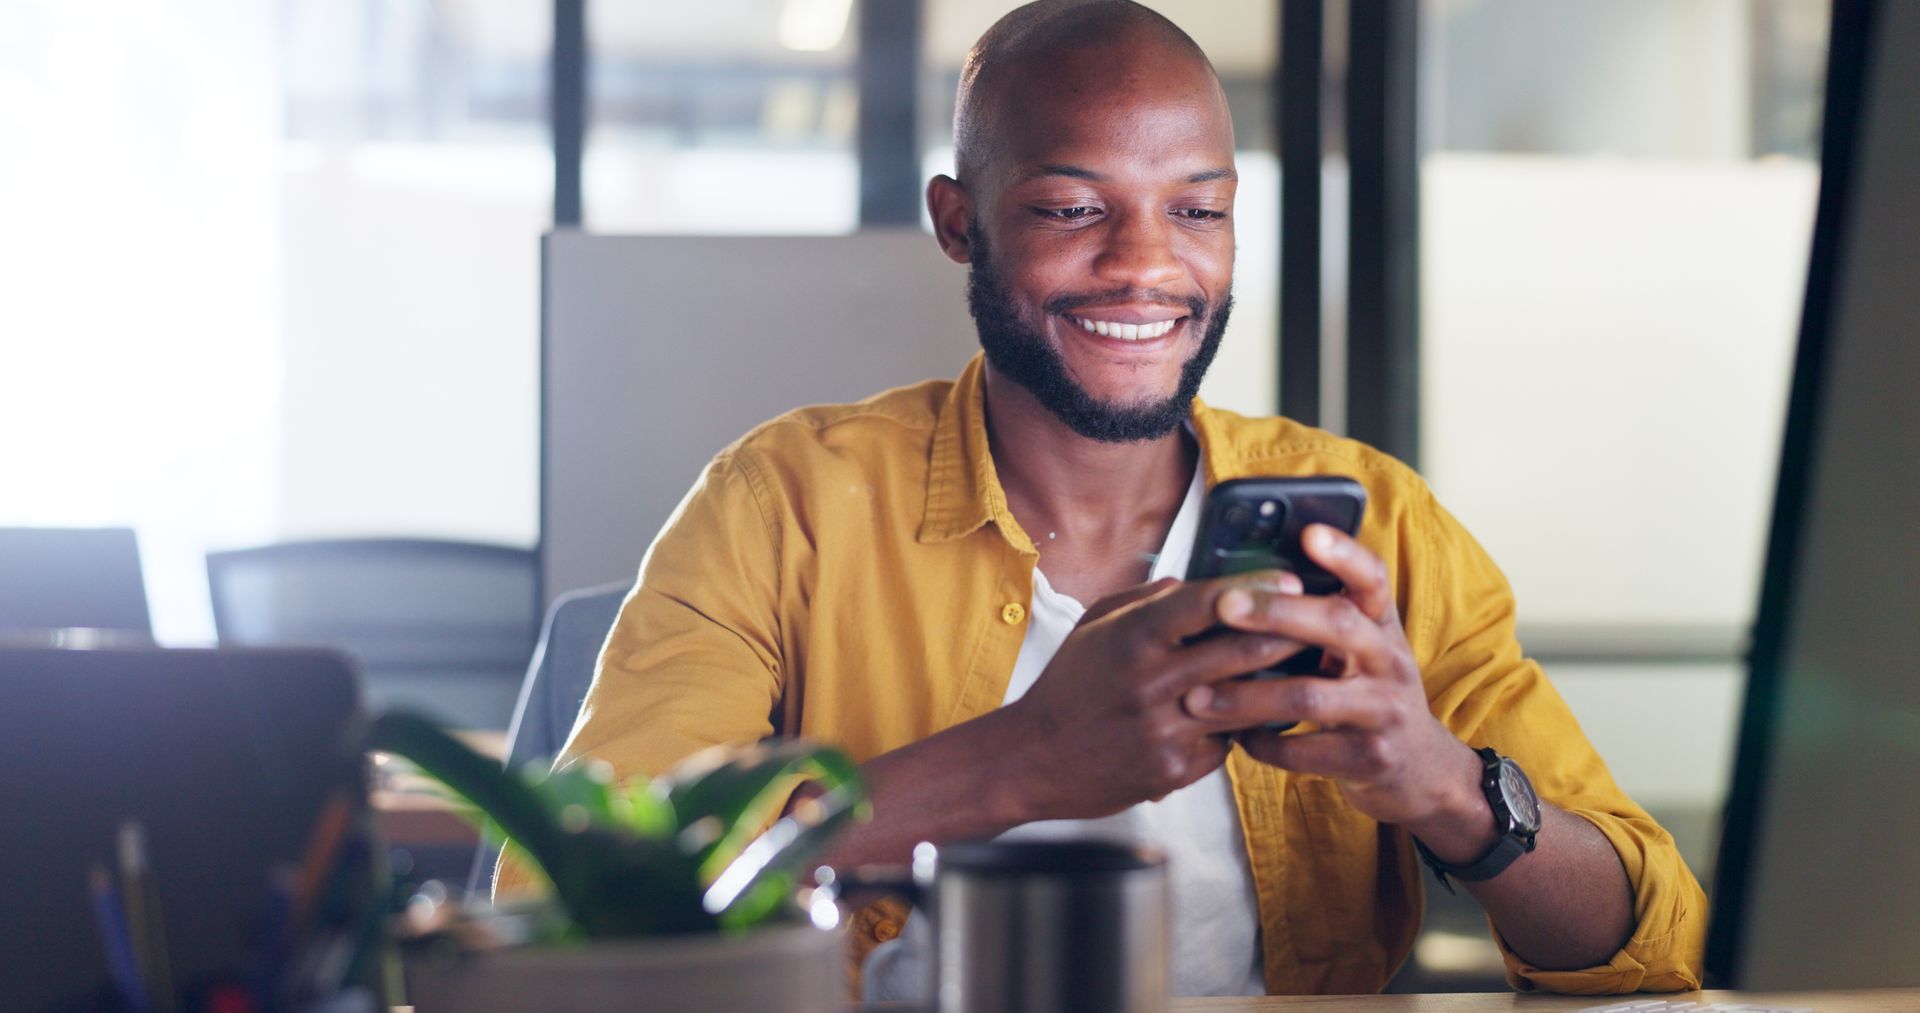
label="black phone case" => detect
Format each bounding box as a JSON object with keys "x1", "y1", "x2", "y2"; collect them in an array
[
  {"x1": 1185, "y1": 476, "x2": 1368, "y2": 728},
  {"x1": 1187, "y1": 476, "x2": 1368, "y2": 596}
]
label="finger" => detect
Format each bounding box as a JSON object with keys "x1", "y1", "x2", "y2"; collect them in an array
[
  {"x1": 1301, "y1": 524, "x2": 1396, "y2": 625},
  {"x1": 1181, "y1": 733, "x2": 1232, "y2": 789},
  {"x1": 1235, "y1": 727, "x2": 1388, "y2": 779},
  {"x1": 1081, "y1": 576, "x2": 1180, "y2": 627},
  {"x1": 1215, "y1": 591, "x2": 1402, "y2": 679},
  {"x1": 1147, "y1": 630, "x2": 1310, "y2": 706},
  {"x1": 1132, "y1": 571, "x2": 1301, "y2": 646},
  {"x1": 1190, "y1": 673, "x2": 1400, "y2": 732},
  {"x1": 1210, "y1": 570, "x2": 1304, "y2": 631}
]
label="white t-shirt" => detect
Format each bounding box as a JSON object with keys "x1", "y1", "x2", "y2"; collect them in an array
[{"x1": 863, "y1": 463, "x2": 1267, "y2": 999}]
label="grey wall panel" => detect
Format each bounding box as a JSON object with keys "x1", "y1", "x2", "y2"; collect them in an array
[{"x1": 541, "y1": 230, "x2": 978, "y2": 604}]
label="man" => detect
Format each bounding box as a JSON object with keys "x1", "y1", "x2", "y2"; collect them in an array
[{"x1": 501, "y1": 0, "x2": 1706, "y2": 996}]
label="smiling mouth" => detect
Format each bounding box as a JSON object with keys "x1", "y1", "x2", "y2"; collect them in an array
[{"x1": 1066, "y1": 315, "x2": 1183, "y2": 341}]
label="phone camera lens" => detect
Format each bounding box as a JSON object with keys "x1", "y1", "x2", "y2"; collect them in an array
[{"x1": 1222, "y1": 504, "x2": 1255, "y2": 536}]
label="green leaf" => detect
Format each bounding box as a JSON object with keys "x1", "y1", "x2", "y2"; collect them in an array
[
  {"x1": 701, "y1": 778, "x2": 866, "y2": 926},
  {"x1": 716, "y1": 871, "x2": 794, "y2": 932},
  {"x1": 524, "y1": 760, "x2": 620, "y2": 832},
  {"x1": 366, "y1": 713, "x2": 568, "y2": 873},
  {"x1": 366, "y1": 713, "x2": 714, "y2": 936},
  {"x1": 664, "y1": 741, "x2": 865, "y2": 882},
  {"x1": 368, "y1": 714, "x2": 865, "y2": 941},
  {"x1": 618, "y1": 780, "x2": 678, "y2": 839}
]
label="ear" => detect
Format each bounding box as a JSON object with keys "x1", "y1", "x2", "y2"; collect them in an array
[{"x1": 926, "y1": 175, "x2": 974, "y2": 264}]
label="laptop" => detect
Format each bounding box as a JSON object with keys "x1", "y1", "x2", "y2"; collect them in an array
[{"x1": 0, "y1": 647, "x2": 384, "y2": 1010}]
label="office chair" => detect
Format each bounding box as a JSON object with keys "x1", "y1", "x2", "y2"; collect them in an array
[
  {"x1": 206, "y1": 538, "x2": 538, "y2": 729},
  {"x1": 501, "y1": 581, "x2": 630, "y2": 771},
  {"x1": 0, "y1": 527, "x2": 153, "y2": 642},
  {"x1": 466, "y1": 580, "x2": 631, "y2": 896}
]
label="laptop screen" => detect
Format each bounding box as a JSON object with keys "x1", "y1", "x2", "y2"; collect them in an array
[{"x1": 0, "y1": 647, "x2": 379, "y2": 1009}]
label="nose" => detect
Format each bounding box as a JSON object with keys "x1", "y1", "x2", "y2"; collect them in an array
[{"x1": 1091, "y1": 209, "x2": 1185, "y2": 292}]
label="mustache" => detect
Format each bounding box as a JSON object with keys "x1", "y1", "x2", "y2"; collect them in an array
[{"x1": 1043, "y1": 289, "x2": 1207, "y2": 319}]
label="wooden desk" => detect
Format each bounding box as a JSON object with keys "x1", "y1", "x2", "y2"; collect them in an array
[
  {"x1": 372, "y1": 731, "x2": 506, "y2": 851},
  {"x1": 1165, "y1": 991, "x2": 1919, "y2": 1011},
  {"x1": 400, "y1": 993, "x2": 1920, "y2": 1013}
]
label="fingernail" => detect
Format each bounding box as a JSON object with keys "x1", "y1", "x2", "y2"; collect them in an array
[
  {"x1": 1252, "y1": 573, "x2": 1303, "y2": 595},
  {"x1": 1219, "y1": 589, "x2": 1252, "y2": 619},
  {"x1": 1184, "y1": 685, "x2": 1212, "y2": 715},
  {"x1": 1311, "y1": 526, "x2": 1341, "y2": 555}
]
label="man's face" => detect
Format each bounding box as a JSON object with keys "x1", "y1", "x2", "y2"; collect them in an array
[{"x1": 961, "y1": 41, "x2": 1238, "y2": 442}]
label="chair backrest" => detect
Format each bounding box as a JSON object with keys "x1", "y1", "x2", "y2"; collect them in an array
[
  {"x1": 468, "y1": 580, "x2": 629, "y2": 897},
  {"x1": 206, "y1": 538, "x2": 538, "y2": 728},
  {"x1": 0, "y1": 527, "x2": 151, "y2": 640},
  {"x1": 502, "y1": 581, "x2": 631, "y2": 771}
]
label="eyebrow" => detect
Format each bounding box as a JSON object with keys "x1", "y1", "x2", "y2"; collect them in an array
[
  {"x1": 1029, "y1": 164, "x2": 1104, "y2": 181},
  {"x1": 1183, "y1": 167, "x2": 1237, "y2": 183},
  {"x1": 1024, "y1": 164, "x2": 1238, "y2": 184}
]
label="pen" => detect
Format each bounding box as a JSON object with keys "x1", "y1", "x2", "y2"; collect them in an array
[
  {"x1": 292, "y1": 792, "x2": 353, "y2": 932},
  {"x1": 88, "y1": 864, "x2": 152, "y2": 1013},
  {"x1": 288, "y1": 831, "x2": 378, "y2": 1003},
  {"x1": 118, "y1": 820, "x2": 176, "y2": 1013}
]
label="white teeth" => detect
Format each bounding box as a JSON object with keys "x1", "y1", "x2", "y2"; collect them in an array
[{"x1": 1072, "y1": 316, "x2": 1179, "y2": 341}]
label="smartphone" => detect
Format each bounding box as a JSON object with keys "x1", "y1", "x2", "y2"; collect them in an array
[{"x1": 1186, "y1": 476, "x2": 1368, "y2": 728}]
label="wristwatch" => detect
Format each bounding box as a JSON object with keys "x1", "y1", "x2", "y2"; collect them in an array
[{"x1": 1414, "y1": 747, "x2": 1542, "y2": 891}]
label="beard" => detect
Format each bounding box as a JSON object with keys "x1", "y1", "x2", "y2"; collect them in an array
[{"x1": 966, "y1": 226, "x2": 1232, "y2": 444}]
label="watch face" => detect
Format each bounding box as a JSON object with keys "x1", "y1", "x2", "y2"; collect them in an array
[{"x1": 1498, "y1": 760, "x2": 1543, "y2": 833}]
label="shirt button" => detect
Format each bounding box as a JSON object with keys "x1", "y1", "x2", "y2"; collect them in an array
[
  {"x1": 874, "y1": 920, "x2": 900, "y2": 942},
  {"x1": 1001, "y1": 602, "x2": 1026, "y2": 625}
]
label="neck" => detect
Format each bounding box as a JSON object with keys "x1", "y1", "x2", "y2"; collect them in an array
[{"x1": 982, "y1": 364, "x2": 1198, "y2": 554}]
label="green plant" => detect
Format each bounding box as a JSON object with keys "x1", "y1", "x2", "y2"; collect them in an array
[{"x1": 365, "y1": 713, "x2": 868, "y2": 939}]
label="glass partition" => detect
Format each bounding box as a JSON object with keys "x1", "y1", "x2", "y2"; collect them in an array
[{"x1": 1410, "y1": 0, "x2": 1831, "y2": 986}]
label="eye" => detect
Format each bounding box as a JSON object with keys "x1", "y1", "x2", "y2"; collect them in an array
[
  {"x1": 1034, "y1": 206, "x2": 1100, "y2": 221},
  {"x1": 1177, "y1": 208, "x2": 1229, "y2": 222}
]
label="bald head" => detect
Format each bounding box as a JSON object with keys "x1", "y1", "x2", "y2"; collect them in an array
[{"x1": 953, "y1": 1, "x2": 1227, "y2": 187}]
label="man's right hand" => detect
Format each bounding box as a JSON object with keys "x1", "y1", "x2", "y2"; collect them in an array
[
  {"x1": 1001, "y1": 573, "x2": 1306, "y2": 822},
  {"x1": 817, "y1": 571, "x2": 1306, "y2": 872}
]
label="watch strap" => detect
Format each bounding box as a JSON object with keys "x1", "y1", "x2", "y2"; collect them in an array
[
  {"x1": 1414, "y1": 831, "x2": 1533, "y2": 893},
  {"x1": 1413, "y1": 748, "x2": 1541, "y2": 892}
]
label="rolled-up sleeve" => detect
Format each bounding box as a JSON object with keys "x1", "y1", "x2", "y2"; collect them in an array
[
  {"x1": 1407, "y1": 485, "x2": 1708, "y2": 994},
  {"x1": 1498, "y1": 806, "x2": 1707, "y2": 993}
]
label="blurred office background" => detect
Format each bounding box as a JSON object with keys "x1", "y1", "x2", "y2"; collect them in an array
[{"x1": 0, "y1": 0, "x2": 1830, "y2": 988}]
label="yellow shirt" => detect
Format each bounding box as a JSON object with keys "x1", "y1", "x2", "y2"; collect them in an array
[{"x1": 500, "y1": 353, "x2": 1707, "y2": 995}]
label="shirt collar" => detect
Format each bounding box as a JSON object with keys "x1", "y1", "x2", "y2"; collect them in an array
[
  {"x1": 920, "y1": 354, "x2": 1026, "y2": 549},
  {"x1": 918, "y1": 353, "x2": 1228, "y2": 551}
]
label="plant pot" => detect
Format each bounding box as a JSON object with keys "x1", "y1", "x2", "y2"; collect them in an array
[{"x1": 404, "y1": 920, "x2": 844, "y2": 1012}]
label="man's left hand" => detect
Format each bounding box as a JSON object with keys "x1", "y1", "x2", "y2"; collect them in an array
[{"x1": 1181, "y1": 524, "x2": 1489, "y2": 849}]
